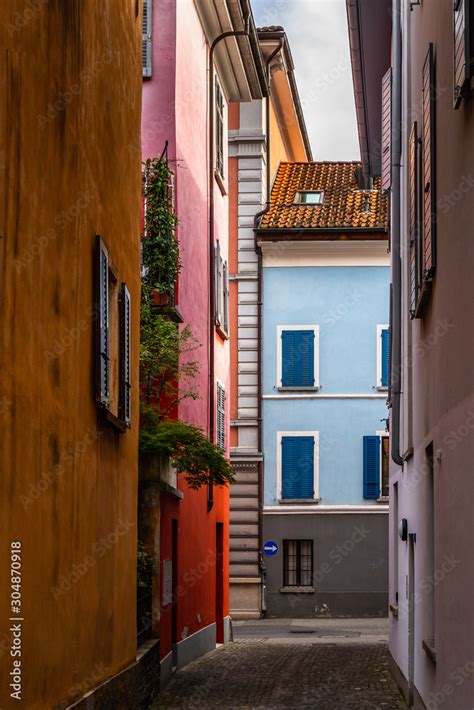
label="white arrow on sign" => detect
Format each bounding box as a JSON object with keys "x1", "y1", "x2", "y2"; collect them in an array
[{"x1": 264, "y1": 544, "x2": 277, "y2": 553}]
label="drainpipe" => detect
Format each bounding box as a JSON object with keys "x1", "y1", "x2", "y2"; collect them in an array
[
  {"x1": 390, "y1": 0, "x2": 404, "y2": 467},
  {"x1": 207, "y1": 6, "x2": 251, "y2": 512},
  {"x1": 253, "y1": 39, "x2": 283, "y2": 613}
]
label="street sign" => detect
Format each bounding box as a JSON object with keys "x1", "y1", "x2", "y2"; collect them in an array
[{"x1": 263, "y1": 540, "x2": 279, "y2": 556}]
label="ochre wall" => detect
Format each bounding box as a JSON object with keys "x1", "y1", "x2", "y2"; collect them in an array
[{"x1": 0, "y1": 3, "x2": 142, "y2": 708}]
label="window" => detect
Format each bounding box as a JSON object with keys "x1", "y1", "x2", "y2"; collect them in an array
[
  {"x1": 215, "y1": 78, "x2": 225, "y2": 179},
  {"x1": 278, "y1": 432, "x2": 319, "y2": 501},
  {"x1": 283, "y1": 540, "x2": 313, "y2": 587},
  {"x1": 142, "y1": 0, "x2": 152, "y2": 78},
  {"x1": 377, "y1": 324, "x2": 390, "y2": 389},
  {"x1": 453, "y1": 0, "x2": 474, "y2": 109},
  {"x1": 277, "y1": 326, "x2": 319, "y2": 389},
  {"x1": 215, "y1": 241, "x2": 229, "y2": 338},
  {"x1": 294, "y1": 191, "x2": 323, "y2": 205},
  {"x1": 216, "y1": 381, "x2": 226, "y2": 451},
  {"x1": 363, "y1": 433, "x2": 389, "y2": 500},
  {"x1": 95, "y1": 236, "x2": 131, "y2": 431}
]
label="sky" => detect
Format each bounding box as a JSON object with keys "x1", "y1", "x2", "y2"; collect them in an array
[{"x1": 250, "y1": 0, "x2": 360, "y2": 161}]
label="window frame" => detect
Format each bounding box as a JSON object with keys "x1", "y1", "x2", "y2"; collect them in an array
[
  {"x1": 283, "y1": 539, "x2": 314, "y2": 588},
  {"x1": 277, "y1": 325, "x2": 320, "y2": 391},
  {"x1": 277, "y1": 431, "x2": 319, "y2": 503},
  {"x1": 376, "y1": 324, "x2": 390, "y2": 390},
  {"x1": 293, "y1": 190, "x2": 324, "y2": 205}
]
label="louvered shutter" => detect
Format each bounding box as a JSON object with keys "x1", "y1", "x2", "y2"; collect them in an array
[
  {"x1": 95, "y1": 236, "x2": 109, "y2": 407},
  {"x1": 409, "y1": 122, "x2": 420, "y2": 316},
  {"x1": 422, "y1": 45, "x2": 436, "y2": 278},
  {"x1": 453, "y1": 0, "x2": 473, "y2": 108},
  {"x1": 381, "y1": 328, "x2": 390, "y2": 388},
  {"x1": 142, "y1": 0, "x2": 152, "y2": 78},
  {"x1": 119, "y1": 283, "x2": 131, "y2": 426},
  {"x1": 381, "y1": 67, "x2": 392, "y2": 192},
  {"x1": 363, "y1": 436, "x2": 381, "y2": 499},
  {"x1": 223, "y1": 261, "x2": 229, "y2": 335},
  {"x1": 216, "y1": 382, "x2": 226, "y2": 450},
  {"x1": 281, "y1": 330, "x2": 314, "y2": 387},
  {"x1": 281, "y1": 437, "x2": 314, "y2": 500},
  {"x1": 215, "y1": 241, "x2": 223, "y2": 326}
]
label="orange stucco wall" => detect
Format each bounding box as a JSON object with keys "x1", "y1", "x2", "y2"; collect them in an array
[{"x1": 0, "y1": 3, "x2": 142, "y2": 708}]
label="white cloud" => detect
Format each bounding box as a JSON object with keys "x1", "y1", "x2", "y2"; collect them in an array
[{"x1": 251, "y1": 0, "x2": 360, "y2": 161}]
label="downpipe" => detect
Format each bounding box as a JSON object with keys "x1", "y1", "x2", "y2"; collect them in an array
[{"x1": 390, "y1": 0, "x2": 404, "y2": 467}]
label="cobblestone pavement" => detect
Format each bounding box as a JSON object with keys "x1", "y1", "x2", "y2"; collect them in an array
[{"x1": 153, "y1": 620, "x2": 408, "y2": 709}]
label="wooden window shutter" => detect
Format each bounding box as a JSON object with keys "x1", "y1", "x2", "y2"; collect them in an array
[
  {"x1": 215, "y1": 241, "x2": 223, "y2": 326},
  {"x1": 95, "y1": 236, "x2": 109, "y2": 407},
  {"x1": 363, "y1": 436, "x2": 381, "y2": 500},
  {"x1": 281, "y1": 437, "x2": 314, "y2": 500},
  {"x1": 281, "y1": 330, "x2": 314, "y2": 387},
  {"x1": 422, "y1": 44, "x2": 436, "y2": 279},
  {"x1": 453, "y1": 0, "x2": 474, "y2": 108},
  {"x1": 142, "y1": 0, "x2": 152, "y2": 78},
  {"x1": 216, "y1": 382, "x2": 226, "y2": 451},
  {"x1": 381, "y1": 67, "x2": 392, "y2": 192},
  {"x1": 223, "y1": 261, "x2": 229, "y2": 335},
  {"x1": 409, "y1": 122, "x2": 420, "y2": 316},
  {"x1": 119, "y1": 283, "x2": 131, "y2": 426}
]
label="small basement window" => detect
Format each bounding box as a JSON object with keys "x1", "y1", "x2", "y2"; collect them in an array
[{"x1": 294, "y1": 191, "x2": 324, "y2": 205}]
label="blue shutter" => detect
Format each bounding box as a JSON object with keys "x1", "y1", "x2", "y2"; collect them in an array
[
  {"x1": 381, "y1": 327, "x2": 390, "y2": 387},
  {"x1": 282, "y1": 437, "x2": 314, "y2": 500},
  {"x1": 282, "y1": 330, "x2": 314, "y2": 387},
  {"x1": 363, "y1": 436, "x2": 380, "y2": 499}
]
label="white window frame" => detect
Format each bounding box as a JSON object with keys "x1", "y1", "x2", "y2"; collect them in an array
[
  {"x1": 276, "y1": 325, "x2": 320, "y2": 390},
  {"x1": 376, "y1": 324, "x2": 389, "y2": 390},
  {"x1": 215, "y1": 75, "x2": 225, "y2": 181},
  {"x1": 376, "y1": 429, "x2": 389, "y2": 501},
  {"x1": 294, "y1": 190, "x2": 324, "y2": 205},
  {"x1": 276, "y1": 431, "x2": 320, "y2": 502}
]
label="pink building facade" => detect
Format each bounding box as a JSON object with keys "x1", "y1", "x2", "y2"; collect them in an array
[{"x1": 141, "y1": 0, "x2": 266, "y2": 684}]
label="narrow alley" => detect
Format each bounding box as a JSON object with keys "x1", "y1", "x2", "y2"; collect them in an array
[{"x1": 155, "y1": 620, "x2": 408, "y2": 709}]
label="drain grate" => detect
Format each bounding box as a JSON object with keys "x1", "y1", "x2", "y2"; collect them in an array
[
  {"x1": 290, "y1": 630, "x2": 317, "y2": 634},
  {"x1": 289, "y1": 628, "x2": 361, "y2": 638}
]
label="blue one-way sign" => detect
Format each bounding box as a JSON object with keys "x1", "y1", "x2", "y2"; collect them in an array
[{"x1": 263, "y1": 540, "x2": 279, "y2": 556}]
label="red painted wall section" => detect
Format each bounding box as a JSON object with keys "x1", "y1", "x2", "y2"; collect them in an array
[{"x1": 142, "y1": 0, "x2": 230, "y2": 663}]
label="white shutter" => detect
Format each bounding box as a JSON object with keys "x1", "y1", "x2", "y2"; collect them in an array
[
  {"x1": 381, "y1": 67, "x2": 392, "y2": 192},
  {"x1": 142, "y1": 0, "x2": 152, "y2": 78},
  {"x1": 216, "y1": 382, "x2": 226, "y2": 451}
]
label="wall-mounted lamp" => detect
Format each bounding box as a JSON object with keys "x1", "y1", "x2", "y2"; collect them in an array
[{"x1": 399, "y1": 518, "x2": 408, "y2": 541}]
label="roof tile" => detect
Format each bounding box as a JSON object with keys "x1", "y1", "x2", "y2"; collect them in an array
[{"x1": 260, "y1": 161, "x2": 388, "y2": 231}]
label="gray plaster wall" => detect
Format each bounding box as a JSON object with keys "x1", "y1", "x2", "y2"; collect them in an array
[{"x1": 263, "y1": 513, "x2": 388, "y2": 617}]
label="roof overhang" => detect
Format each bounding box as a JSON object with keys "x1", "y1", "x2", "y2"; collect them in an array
[
  {"x1": 346, "y1": 0, "x2": 391, "y2": 177},
  {"x1": 194, "y1": 0, "x2": 267, "y2": 101},
  {"x1": 258, "y1": 27, "x2": 312, "y2": 160},
  {"x1": 256, "y1": 228, "x2": 388, "y2": 241}
]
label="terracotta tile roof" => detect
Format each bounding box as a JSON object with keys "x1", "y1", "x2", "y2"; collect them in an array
[
  {"x1": 257, "y1": 25, "x2": 285, "y2": 33},
  {"x1": 260, "y1": 162, "x2": 388, "y2": 232}
]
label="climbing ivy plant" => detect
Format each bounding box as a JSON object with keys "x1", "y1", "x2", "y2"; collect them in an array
[{"x1": 142, "y1": 156, "x2": 180, "y2": 298}]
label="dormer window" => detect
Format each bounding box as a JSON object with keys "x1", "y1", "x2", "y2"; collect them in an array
[{"x1": 294, "y1": 191, "x2": 324, "y2": 205}]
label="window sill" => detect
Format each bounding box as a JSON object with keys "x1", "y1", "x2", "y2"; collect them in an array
[
  {"x1": 422, "y1": 638, "x2": 437, "y2": 664},
  {"x1": 104, "y1": 408, "x2": 128, "y2": 433},
  {"x1": 151, "y1": 303, "x2": 184, "y2": 324},
  {"x1": 214, "y1": 170, "x2": 227, "y2": 196},
  {"x1": 278, "y1": 386, "x2": 319, "y2": 392},
  {"x1": 216, "y1": 322, "x2": 229, "y2": 341},
  {"x1": 280, "y1": 586, "x2": 315, "y2": 594},
  {"x1": 278, "y1": 498, "x2": 320, "y2": 505},
  {"x1": 389, "y1": 603, "x2": 399, "y2": 618},
  {"x1": 376, "y1": 386, "x2": 388, "y2": 392},
  {"x1": 377, "y1": 496, "x2": 389, "y2": 503}
]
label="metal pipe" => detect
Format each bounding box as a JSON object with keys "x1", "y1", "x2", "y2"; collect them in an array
[
  {"x1": 207, "y1": 6, "x2": 251, "y2": 512},
  {"x1": 390, "y1": 0, "x2": 404, "y2": 467}
]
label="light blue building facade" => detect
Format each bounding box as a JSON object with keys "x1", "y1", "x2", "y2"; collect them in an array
[{"x1": 256, "y1": 161, "x2": 390, "y2": 617}]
